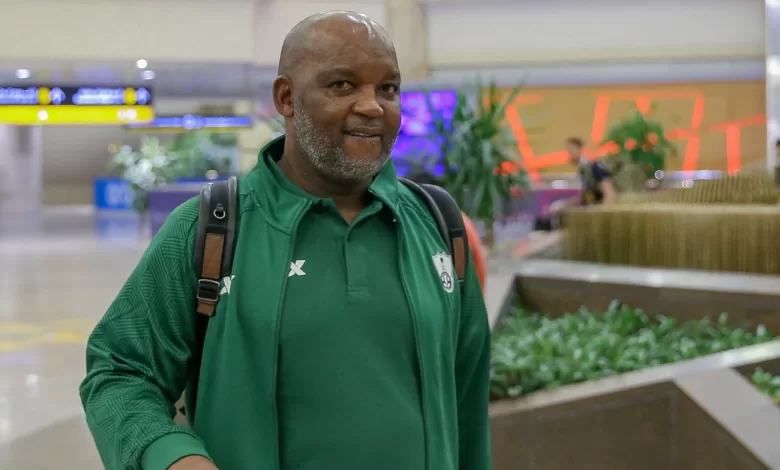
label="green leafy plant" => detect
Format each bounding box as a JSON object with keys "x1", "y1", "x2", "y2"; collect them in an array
[
  {"x1": 108, "y1": 136, "x2": 176, "y2": 212},
  {"x1": 491, "y1": 302, "x2": 775, "y2": 400},
  {"x1": 426, "y1": 80, "x2": 529, "y2": 247},
  {"x1": 109, "y1": 132, "x2": 237, "y2": 212},
  {"x1": 750, "y1": 368, "x2": 780, "y2": 404},
  {"x1": 165, "y1": 132, "x2": 235, "y2": 178},
  {"x1": 600, "y1": 109, "x2": 678, "y2": 180}
]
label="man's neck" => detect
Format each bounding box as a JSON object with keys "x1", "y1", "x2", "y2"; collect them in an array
[{"x1": 277, "y1": 149, "x2": 370, "y2": 217}]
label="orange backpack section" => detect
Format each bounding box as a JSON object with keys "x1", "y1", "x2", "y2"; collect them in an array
[{"x1": 462, "y1": 214, "x2": 486, "y2": 291}]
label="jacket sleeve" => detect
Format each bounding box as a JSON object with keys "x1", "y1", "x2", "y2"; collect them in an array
[
  {"x1": 79, "y1": 200, "x2": 212, "y2": 470},
  {"x1": 455, "y1": 251, "x2": 492, "y2": 470}
]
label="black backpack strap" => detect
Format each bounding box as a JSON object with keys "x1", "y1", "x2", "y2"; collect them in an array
[
  {"x1": 186, "y1": 175, "x2": 238, "y2": 420},
  {"x1": 399, "y1": 178, "x2": 469, "y2": 290},
  {"x1": 193, "y1": 176, "x2": 238, "y2": 316}
]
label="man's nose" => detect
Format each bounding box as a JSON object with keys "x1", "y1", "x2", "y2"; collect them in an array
[{"x1": 352, "y1": 87, "x2": 384, "y2": 118}]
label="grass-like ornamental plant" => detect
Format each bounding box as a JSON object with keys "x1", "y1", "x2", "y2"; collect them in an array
[{"x1": 491, "y1": 303, "x2": 775, "y2": 400}]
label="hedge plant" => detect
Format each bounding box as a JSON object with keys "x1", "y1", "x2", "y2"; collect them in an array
[
  {"x1": 751, "y1": 368, "x2": 780, "y2": 404},
  {"x1": 491, "y1": 303, "x2": 775, "y2": 400}
]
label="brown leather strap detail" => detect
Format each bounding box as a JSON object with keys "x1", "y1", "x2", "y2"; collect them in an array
[
  {"x1": 197, "y1": 302, "x2": 216, "y2": 316},
  {"x1": 452, "y1": 236, "x2": 466, "y2": 280},
  {"x1": 196, "y1": 233, "x2": 225, "y2": 317}
]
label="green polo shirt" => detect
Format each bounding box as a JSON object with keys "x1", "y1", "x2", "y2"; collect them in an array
[{"x1": 267, "y1": 155, "x2": 426, "y2": 470}]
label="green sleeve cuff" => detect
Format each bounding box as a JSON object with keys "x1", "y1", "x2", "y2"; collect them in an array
[{"x1": 141, "y1": 432, "x2": 211, "y2": 470}]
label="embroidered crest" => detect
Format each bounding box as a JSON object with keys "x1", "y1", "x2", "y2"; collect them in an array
[{"x1": 432, "y1": 251, "x2": 455, "y2": 293}]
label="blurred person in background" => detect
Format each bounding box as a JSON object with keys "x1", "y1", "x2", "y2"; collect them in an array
[
  {"x1": 79, "y1": 10, "x2": 491, "y2": 470},
  {"x1": 542, "y1": 137, "x2": 617, "y2": 229},
  {"x1": 564, "y1": 136, "x2": 616, "y2": 206},
  {"x1": 406, "y1": 170, "x2": 487, "y2": 291}
]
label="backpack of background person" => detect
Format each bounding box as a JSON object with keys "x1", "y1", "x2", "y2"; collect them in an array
[
  {"x1": 582, "y1": 154, "x2": 648, "y2": 195},
  {"x1": 177, "y1": 175, "x2": 469, "y2": 422}
]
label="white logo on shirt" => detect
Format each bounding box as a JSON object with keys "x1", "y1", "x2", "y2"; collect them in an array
[
  {"x1": 219, "y1": 275, "x2": 235, "y2": 296},
  {"x1": 432, "y1": 252, "x2": 454, "y2": 293},
  {"x1": 288, "y1": 260, "x2": 306, "y2": 277}
]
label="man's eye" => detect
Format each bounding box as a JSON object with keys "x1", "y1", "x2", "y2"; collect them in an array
[
  {"x1": 330, "y1": 81, "x2": 352, "y2": 90},
  {"x1": 381, "y1": 84, "x2": 400, "y2": 93}
]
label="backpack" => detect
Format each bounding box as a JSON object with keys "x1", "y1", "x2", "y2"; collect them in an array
[
  {"x1": 182, "y1": 175, "x2": 469, "y2": 419},
  {"x1": 583, "y1": 154, "x2": 648, "y2": 195}
]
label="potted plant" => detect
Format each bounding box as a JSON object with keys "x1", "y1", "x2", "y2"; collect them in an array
[
  {"x1": 599, "y1": 109, "x2": 677, "y2": 187},
  {"x1": 108, "y1": 136, "x2": 176, "y2": 212},
  {"x1": 109, "y1": 132, "x2": 237, "y2": 213},
  {"x1": 425, "y1": 79, "x2": 529, "y2": 247}
]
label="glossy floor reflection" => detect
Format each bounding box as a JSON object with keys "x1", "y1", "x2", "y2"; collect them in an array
[
  {"x1": 0, "y1": 206, "x2": 539, "y2": 469},
  {"x1": 0, "y1": 207, "x2": 147, "y2": 470}
]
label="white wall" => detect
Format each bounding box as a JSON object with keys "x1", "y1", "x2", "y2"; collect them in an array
[
  {"x1": 0, "y1": 0, "x2": 257, "y2": 63},
  {"x1": 254, "y1": 0, "x2": 387, "y2": 66},
  {"x1": 425, "y1": 0, "x2": 765, "y2": 67}
]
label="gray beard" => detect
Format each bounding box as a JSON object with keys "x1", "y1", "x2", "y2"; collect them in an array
[{"x1": 292, "y1": 100, "x2": 395, "y2": 182}]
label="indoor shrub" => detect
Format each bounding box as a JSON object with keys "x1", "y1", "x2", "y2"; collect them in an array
[
  {"x1": 491, "y1": 303, "x2": 775, "y2": 400},
  {"x1": 750, "y1": 368, "x2": 780, "y2": 404},
  {"x1": 424, "y1": 79, "x2": 529, "y2": 247}
]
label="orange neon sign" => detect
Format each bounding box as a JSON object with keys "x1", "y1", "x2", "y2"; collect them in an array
[{"x1": 502, "y1": 86, "x2": 766, "y2": 178}]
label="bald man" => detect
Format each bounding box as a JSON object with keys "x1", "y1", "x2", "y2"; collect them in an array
[{"x1": 80, "y1": 11, "x2": 491, "y2": 470}]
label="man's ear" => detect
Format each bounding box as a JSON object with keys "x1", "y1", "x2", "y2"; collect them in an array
[{"x1": 272, "y1": 75, "x2": 294, "y2": 118}]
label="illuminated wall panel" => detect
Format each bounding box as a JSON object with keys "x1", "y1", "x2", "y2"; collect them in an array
[{"x1": 500, "y1": 81, "x2": 766, "y2": 176}]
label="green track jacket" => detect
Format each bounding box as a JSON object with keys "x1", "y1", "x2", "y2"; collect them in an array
[{"x1": 80, "y1": 137, "x2": 492, "y2": 470}]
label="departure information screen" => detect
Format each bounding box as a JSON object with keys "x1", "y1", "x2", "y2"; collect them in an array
[
  {"x1": 0, "y1": 86, "x2": 153, "y2": 106},
  {"x1": 0, "y1": 85, "x2": 154, "y2": 125}
]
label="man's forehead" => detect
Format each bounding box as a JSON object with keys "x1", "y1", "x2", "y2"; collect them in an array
[
  {"x1": 279, "y1": 11, "x2": 397, "y2": 79},
  {"x1": 307, "y1": 21, "x2": 393, "y2": 56}
]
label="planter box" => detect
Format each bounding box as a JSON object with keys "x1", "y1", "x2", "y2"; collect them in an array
[
  {"x1": 488, "y1": 259, "x2": 780, "y2": 469},
  {"x1": 563, "y1": 203, "x2": 780, "y2": 275},
  {"x1": 146, "y1": 177, "x2": 230, "y2": 236},
  {"x1": 147, "y1": 184, "x2": 204, "y2": 236},
  {"x1": 490, "y1": 344, "x2": 780, "y2": 470}
]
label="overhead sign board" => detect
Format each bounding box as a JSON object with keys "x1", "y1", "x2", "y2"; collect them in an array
[
  {"x1": 124, "y1": 114, "x2": 254, "y2": 132},
  {"x1": 0, "y1": 85, "x2": 154, "y2": 125}
]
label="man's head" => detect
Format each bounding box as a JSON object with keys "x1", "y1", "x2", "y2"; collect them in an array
[
  {"x1": 272, "y1": 11, "x2": 401, "y2": 183},
  {"x1": 565, "y1": 137, "x2": 584, "y2": 165}
]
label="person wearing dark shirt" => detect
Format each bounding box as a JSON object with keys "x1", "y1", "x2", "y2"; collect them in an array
[
  {"x1": 565, "y1": 137, "x2": 616, "y2": 205},
  {"x1": 541, "y1": 137, "x2": 616, "y2": 230}
]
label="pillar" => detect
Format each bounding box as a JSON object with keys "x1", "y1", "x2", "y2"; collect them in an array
[
  {"x1": 766, "y1": 0, "x2": 780, "y2": 171},
  {"x1": 0, "y1": 125, "x2": 43, "y2": 217},
  {"x1": 384, "y1": 0, "x2": 430, "y2": 81}
]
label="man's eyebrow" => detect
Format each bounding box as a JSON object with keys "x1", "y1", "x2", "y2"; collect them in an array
[{"x1": 318, "y1": 66, "x2": 360, "y2": 78}]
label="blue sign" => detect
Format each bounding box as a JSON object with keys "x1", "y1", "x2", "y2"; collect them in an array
[
  {"x1": 94, "y1": 177, "x2": 135, "y2": 210},
  {"x1": 0, "y1": 86, "x2": 153, "y2": 106},
  {"x1": 125, "y1": 115, "x2": 253, "y2": 130}
]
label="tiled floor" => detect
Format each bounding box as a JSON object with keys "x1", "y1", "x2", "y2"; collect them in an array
[
  {"x1": 0, "y1": 207, "x2": 533, "y2": 469},
  {"x1": 0, "y1": 208, "x2": 146, "y2": 469}
]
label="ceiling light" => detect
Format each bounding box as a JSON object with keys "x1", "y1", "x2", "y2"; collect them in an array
[
  {"x1": 141, "y1": 70, "x2": 155, "y2": 80},
  {"x1": 769, "y1": 56, "x2": 780, "y2": 76},
  {"x1": 15, "y1": 69, "x2": 30, "y2": 79},
  {"x1": 136, "y1": 59, "x2": 148, "y2": 69}
]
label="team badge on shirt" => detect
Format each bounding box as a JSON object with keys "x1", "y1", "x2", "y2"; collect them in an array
[{"x1": 432, "y1": 252, "x2": 455, "y2": 293}]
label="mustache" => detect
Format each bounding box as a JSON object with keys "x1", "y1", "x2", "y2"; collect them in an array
[{"x1": 343, "y1": 122, "x2": 384, "y2": 135}]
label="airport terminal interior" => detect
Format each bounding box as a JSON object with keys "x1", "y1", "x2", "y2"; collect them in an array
[{"x1": 2, "y1": 0, "x2": 780, "y2": 469}]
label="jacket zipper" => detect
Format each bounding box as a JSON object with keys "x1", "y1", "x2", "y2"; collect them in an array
[
  {"x1": 396, "y1": 219, "x2": 431, "y2": 470},
  {"x1": 269, "y1": 201, "x2": 312, "y2": 470}
]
